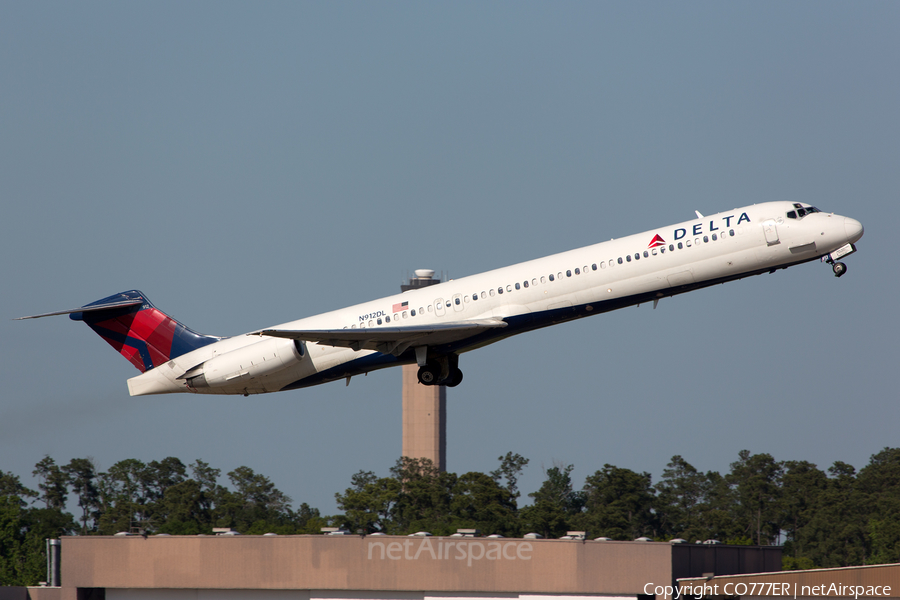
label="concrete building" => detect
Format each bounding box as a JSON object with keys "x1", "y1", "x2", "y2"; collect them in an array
[{"x1": 3, "y1": 535, "x2": 782, "y2": 600}]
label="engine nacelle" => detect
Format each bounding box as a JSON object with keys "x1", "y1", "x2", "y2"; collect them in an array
[{"x1": 184, "y1": 337, "x2": 305, "y2": 389}]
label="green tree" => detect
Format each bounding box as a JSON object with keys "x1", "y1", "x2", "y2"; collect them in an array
[
  {"x1": 0, "y1": 471, "x2": 37, "y2": 507},
  {"x1": 779, "y1": 460, "x2": 827, "y2": 562},
  {"x1": 96, "y1": 458, "x2": 149, "y2": 534},
  {"x1": 0, "y1": 484, "x2": 75, "y2": 585},
  {"x1": 577, "y1": 464, "x2": 656, "y2": 540},
  {"x1": 857, "y1": 448, "x2": 900, "y2": 564},
  {"x1": 335, "y1": 470, "x2": 402, "y2": 533},
  {"x1": 451, "y1": 471, "x2": 519, "y2": 536},
  {"x1": 32, "y1": 456, "x2": 69, "y2": 510},
  {"x1": 63, "y1": 458, "x2": 99, "y2": 534},
  {"x1": 489, "y1": 452, "x2": 530, "y2": 500},
  {"x1": 802, "y1": 461, "x2": 866, "y2": 567},
  {"x1": 654, "y1": 455, "x2": 711, "y2": 541},
  {"x1": 727, "y1": 450, "x2": 783, "y2": 545},
  {"x1": 390, "y1": 457, "x2": 457, "y2": 535},
  {"x1": 519, "y1": 464, "x2": 584, "y2": 538}
]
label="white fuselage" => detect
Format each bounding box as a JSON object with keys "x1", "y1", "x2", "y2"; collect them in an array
[{"x1": 127, "y1": 202, "x2": 863, "y2": 396}]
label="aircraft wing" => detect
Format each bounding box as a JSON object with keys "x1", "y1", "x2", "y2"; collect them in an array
[{"x1": 256, "y1": 318, "x2": 507, "y2": 355}]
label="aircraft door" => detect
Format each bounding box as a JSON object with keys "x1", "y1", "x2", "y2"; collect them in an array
[
  {"x1": 763, "y1": 220, "x2": 780, "y2": 246},
  {"x1": 452, "y1": 293, "x2": 464, "y2": 312},
  {"x1": 434, "y1": 298, "x2": 446, "y2": 317}
]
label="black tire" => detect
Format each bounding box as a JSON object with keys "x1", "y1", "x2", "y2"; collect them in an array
[
  {"x1": 833, "y1": 262, "x2": 847, "y2": 278},
  {"x1": 417, "y1": 364, "x2": 440, "y2": 385},
  {"x1": 442, "y1": 367, "x2": 463, "y2": 388}
]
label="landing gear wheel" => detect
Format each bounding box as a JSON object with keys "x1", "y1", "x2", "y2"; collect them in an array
[
  {"x1": 417, "y1": 364, "x2": 440, "y2": 386},
  {"x1": 833, "y1": 262, "x2": 847, "y2": 278},
  {"x1": 441, "y1": 367, "x2": 464, "y2": 388}
]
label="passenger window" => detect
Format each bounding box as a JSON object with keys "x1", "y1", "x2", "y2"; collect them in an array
[
  {"x1": 669, "y1": 244, "x2": 674, "y2": 251},
  {"x1": 712, "y1": 233, "x2": 717, "y2": 241},
  {"x1": 427, "y1": 305, "x2": 432, "y2": 312},
  {"x1": 686, "y1": 240, "x2": 691, "y2": 247},
  {"x1": 351, "y1": 324, "x2": 357, "y2": 329},
  {"x1": 643, "y1": 251, "x2": 648, "y2": 258},
  {"x1": 532, "y1": 278, "x2": 538, "y2": 286},
  {"x1": 377, "y1": 318, "x2": 382, "y2": 325},
  {"x1": 489, "y1": 289, "x2": 495, "y2": 297},
  {"x1": 464, "y1": 296, "x2": 469, "y2": 303},
  {"x1": 523, "y1": 281, "x2": 528, "y2": 288},
  {"x1": 411, "y1": 309, "x2": 416, "y2": 316},
  {"x1": 618, "y1": 257, "x2": 624, "y2": 264},
  {"x1": 730, "y1": 229, "x2": 735, "y2": 236},
  {"x1": 515, "y1": 282, "x2": 521, "y2": 290},
  {"x1": 481, "y1": 291, "x2": 486, "y2": 299},
  {"x1": 498, "y1": 287, "x2": 503, "y2": 294},
  {"x1": 677, "y1": 242, "x2": 683, "y2": 249},
  {"x1": 446, "y1": 301, "x2": 451, "y2": 307},
  {"x1": 566, "y1": 270, "x2": 572, "y2": 277},
  {"x1": 385, "y1": 316, "x2": 391, "y2": 323},
  {"x1": 557, "y1": 272, "x2": 563, "y2": 280},
  {"x1": 506, "y1": 285, "x2": 512, "y2": 292},
  {"x1": 584, "y1": 265, "x2": 589, "y2": 273},
  {"x1": 473, "y1": 294, "x2": 478, "y2": 301},
  {"x1": 592, "y1": 264, "x2": 597, "y2": 271},
  {"x1": 454, "y1": 298, "x2": 460, "y2": 305},
  {"x1": 626, "y1": 255, "x2": 632, "y2": 262},
  {"x1": 600, "y1": 261, "x2": 606, "y2": 269},
  {"x1": 402, "y1": 312, "x2": 408, "y2": 319},
  {"x1": 651, "y1": 249, "x2": 657, "y2": 256},
  {"x1": 419, "y1": 307, "x2": 424, "y2": 313},
  {"x1": 634, "y1": 253, "x2": 640, "y2": 260},
  {"x1": 695, "y1": 238, "x2": 700, "y2": 246},
  {"x1": 574, "y1": 268, "x2": 580, "y2": 275},
  {"x1": 549, "y1": 274, "x2": 555, "y2": 281},
  {"x1": 703, "y1": 236, "x2": 709, "y2": 243},
  {"x1": 540, "y1": 276, "x2": 546, "y2": 283},
  {"x1": 369, "y1": 320, "x2": 374, "y2": 327}
]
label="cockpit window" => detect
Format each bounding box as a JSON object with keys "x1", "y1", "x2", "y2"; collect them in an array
[{"x1": 787, "y1": 205, "x2": 821, "y2": 220}]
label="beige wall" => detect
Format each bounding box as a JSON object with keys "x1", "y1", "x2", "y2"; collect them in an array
[{"x1": 61, "y1": 536, "x2": 672, "y2": 595}]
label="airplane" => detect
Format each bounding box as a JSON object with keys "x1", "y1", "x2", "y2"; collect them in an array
[{"x1": 18, "y1": 201, "x2": 863, "y2": 397}]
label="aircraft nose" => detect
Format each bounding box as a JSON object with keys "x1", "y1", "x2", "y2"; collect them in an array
[{"x1": 844, "y1": 217, "x2": 864, "y2": 244}]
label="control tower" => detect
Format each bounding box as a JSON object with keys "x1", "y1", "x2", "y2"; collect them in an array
[{"x1": 400, "y1": 269, "x2": 446, "y2": 472}]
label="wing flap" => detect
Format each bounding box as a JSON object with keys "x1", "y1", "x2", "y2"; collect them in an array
[{"x1": 257, "y1": 319, "x2": 507, "y2": 354}]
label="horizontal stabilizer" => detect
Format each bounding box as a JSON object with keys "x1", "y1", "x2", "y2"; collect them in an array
[
  {"x1": 16, "y1": 298, "x2": 144, "y2": 320},
  {"x1": 258, "y1": 319, "x2": 507, "y2": 354}
]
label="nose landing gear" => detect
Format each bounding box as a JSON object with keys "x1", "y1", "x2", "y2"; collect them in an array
[{"x1": 822, "y1": 243, "x2": 856, "y2": 278}]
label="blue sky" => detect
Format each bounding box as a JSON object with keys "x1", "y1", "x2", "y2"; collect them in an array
[{"x1": 2, "y1": 2, "x2": 898, "y2": 516}]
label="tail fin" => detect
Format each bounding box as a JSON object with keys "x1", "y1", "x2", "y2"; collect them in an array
[{"x1": 19, "y1": 290, "x2": 219, "y2": 372}]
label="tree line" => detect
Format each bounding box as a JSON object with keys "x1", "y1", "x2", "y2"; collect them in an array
[{"x1": 3, "y1": 448, "x2": 900, "y2": 585}]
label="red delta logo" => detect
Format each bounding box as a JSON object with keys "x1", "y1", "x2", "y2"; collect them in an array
[{"x1": 648, "y1": 234, "x2": 666, "y2": 248}]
